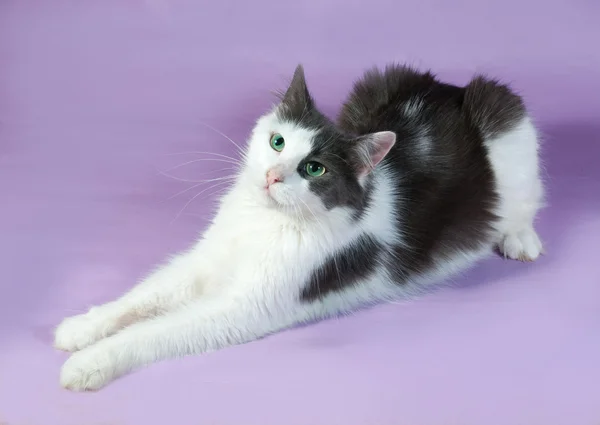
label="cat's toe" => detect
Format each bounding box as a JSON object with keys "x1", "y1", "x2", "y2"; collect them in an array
[
  {"x1": 60, "y1": 347, "x2": 116, "y2": 391},
  {"x1": 499, "y1": 228, "x2": 543, "y2": 262}
]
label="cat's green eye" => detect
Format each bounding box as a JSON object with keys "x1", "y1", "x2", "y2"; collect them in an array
[
  {"x1": 305, "y1": 161, "x2": 326, "y2": 177},
  {"x1": 270, "y1": 133, "x2": 285, "y2": 152}
]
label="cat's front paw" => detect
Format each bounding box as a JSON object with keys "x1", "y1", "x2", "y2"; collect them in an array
[
  {"x1": 54, "y1": 312, "x2": 107, "y2": 352},
  {"x1": 60, "y1": 345, "x2": 117, "y2": 391}
]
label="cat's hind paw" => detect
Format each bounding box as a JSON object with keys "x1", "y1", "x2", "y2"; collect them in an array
[{"x1": 499, "y1": 227, "x2": 543, "y2": 262}]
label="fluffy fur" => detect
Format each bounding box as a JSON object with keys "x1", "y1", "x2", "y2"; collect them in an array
[{"x1": 55, "y1": 64, "x2": 544, "y2": 391}]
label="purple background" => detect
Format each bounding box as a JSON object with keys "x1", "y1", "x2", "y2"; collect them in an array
[{"x1": 1, "y1": 1, "x2": 599, "y2": 424}]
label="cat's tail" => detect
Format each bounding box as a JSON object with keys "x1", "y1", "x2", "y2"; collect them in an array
[{"x1": 463, "y1": 76, "x2": 527, "y2": 140}]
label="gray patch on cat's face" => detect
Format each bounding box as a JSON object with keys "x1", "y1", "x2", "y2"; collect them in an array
[
  {"x1": 302, "y1": 128, "x2": 372, "y2": 214},
  {"x1": 276, "y1": 65, "x2": 373, "y2": 216}
]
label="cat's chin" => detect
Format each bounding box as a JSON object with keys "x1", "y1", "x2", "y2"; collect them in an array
[
  {"x1": 262, "y1": 188, "x2": 299, "y2": 214},
  {"x1": 262, "y1": 186, "x2": 283, "y2": 208},
  {"x1": 264, "y1": 185, "x2": 284, "y2": 205}
]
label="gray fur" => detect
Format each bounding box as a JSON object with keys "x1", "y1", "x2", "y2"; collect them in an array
[{"x1": 275, "y1": 64, "x2": 527, "y2": 301}]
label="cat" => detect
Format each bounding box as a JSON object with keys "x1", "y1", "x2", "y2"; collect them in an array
[{"x1": 55, "y1": 64, "x2": 544, "y2": 391}]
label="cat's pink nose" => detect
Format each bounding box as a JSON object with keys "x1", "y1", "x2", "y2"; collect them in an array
[{"x1": 266, "y1": 169, "x2": 283, "y2": 186}]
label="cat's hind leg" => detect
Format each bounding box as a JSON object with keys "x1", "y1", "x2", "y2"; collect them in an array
[{"x1": 486, "y1": 117, "x2": 545, "y2": 262}]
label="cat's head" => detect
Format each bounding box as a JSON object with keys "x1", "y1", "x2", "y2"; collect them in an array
[{"x1": 243, "y1": 65, "x2": 395, "y2": 218}]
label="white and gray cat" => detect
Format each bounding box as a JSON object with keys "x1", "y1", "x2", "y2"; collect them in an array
[{"x1": 55, "y1": 64, "x2": 544, "y2": 391}]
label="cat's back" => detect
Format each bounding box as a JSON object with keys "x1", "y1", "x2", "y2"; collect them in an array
[
  {"x1": 335, "y1": 65, "x2": 541, "y2": 280},
  {"x1": 337, "y1": 64, "x2": 526, "y2": 148},
  {"x1": 337, "y1": 65, "x2": 462, "y2": 136}
]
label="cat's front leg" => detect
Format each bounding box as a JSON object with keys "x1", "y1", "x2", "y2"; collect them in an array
[
  {"x1": 54, "y1": 247, "x2": 209, "y2": 352},
  {"x1": 59, "y1": 292, "x2": 301, "y2": 391}
]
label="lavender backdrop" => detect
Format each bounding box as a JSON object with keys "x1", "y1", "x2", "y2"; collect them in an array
[{"x1": 1, "y1": 1, "x2": 599, "y2": 424}]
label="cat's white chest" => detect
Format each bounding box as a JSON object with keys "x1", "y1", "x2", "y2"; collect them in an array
[{"x1": 205, "y1": 207, "x2": 308, "y2": 286}]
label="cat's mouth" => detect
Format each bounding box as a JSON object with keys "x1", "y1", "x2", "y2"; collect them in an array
[
  {"x1": 264, "y1": 183, "x2": 292, "y2": 208},
  {"x1": 265, "y1": 183, "x2": 281, "y2": 202}
]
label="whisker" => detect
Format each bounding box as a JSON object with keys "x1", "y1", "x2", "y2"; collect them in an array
[
  {"x1": 296, "y1": 202, "x2": 308, "y2": 230},
  {"x1": 162, "y1": 158, "x2": 240, "y2": 175},
  {"x1": 170, "y1": 180, "x2": 233, "y2": 225},
  {"x1": 198, "y1": 121, "x2": 244, "y2": 154},
  {"x1": 164, "y1": 151, "x2": 241, "y2": 163},
  {"x1": 157, "y1": 169, "x2": 237, "y2": 184},
  {"x1": 204, "y1": 185, "x2": 230, "y2": 201},
  {"x1": 190, "y1": 185, "x2": 231, "y2": 218},
  {"x1": 164, "y1": 175, "x2": 237, "y2": 201}
]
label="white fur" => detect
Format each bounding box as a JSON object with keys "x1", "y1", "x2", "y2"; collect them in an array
[
  {"x1": 485, "y1": 117, "x2": 544, "y2": 261},
  {"x1": 55, "y1": 110, "x2": 544, "y2": 391}
]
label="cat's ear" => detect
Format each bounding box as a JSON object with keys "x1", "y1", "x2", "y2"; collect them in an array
[
  {"x1": 281, "y1": 64, "x2": 313, "y2": 109},
  {"x1": 353, "y1": 131, "x2": 396, "y2": 177}
]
